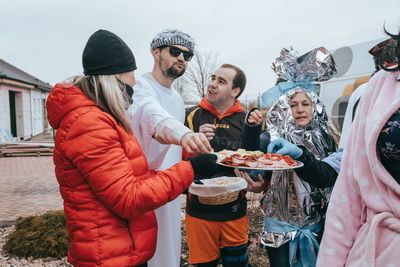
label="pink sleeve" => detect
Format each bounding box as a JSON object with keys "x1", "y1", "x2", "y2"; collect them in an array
[
  {"x1": 317, "y1": 104, "x2": 365, "y2": 266},
  {"x1": 318, "y1": 71, "x2": 399, "y2": 266},
  {"x1": 316, "y1": 167, "x2": 362, "y2": 266}
]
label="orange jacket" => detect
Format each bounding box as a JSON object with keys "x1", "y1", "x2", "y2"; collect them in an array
[{"x1": 46, "y1": 83, "x2": 194, "y2": 266}]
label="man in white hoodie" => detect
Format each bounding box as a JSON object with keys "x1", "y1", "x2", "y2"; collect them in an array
[{"x1": 129, "y1": 29, "x2": 212, "y2": 267}]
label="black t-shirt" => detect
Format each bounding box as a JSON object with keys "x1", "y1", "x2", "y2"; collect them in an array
[
  {"x1": 186, "y1": 106, "x2": 245, "y2": 152},
  {"x1": 185, "y1": 106, "x2": 247, "y2": 221}
]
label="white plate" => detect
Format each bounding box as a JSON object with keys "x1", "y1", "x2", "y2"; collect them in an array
[
  {"x1": 188, "y1": 176, "x2": 247, "y2": 197},
  {"x1": 217, "y1": 160, "x2": 304, "y2": 171}
]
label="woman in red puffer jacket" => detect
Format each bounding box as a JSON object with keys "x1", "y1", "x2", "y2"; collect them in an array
[{"x1": 46, "y1": 29, "x2": 217, "y2": 267}]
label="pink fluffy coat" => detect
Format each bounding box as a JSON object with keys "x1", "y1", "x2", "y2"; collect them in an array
[{"x1": 317, "y1": 70, "x2": 400, "y2": 267}]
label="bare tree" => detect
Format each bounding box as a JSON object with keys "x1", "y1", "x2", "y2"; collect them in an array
[
  {"x1": 172, "y1": 76, "x2": 188, "y2": 97},
  {"x1": 171, "y1": 78, "x2": 190, "y2": 105},
  {"x1": 248, "y1": 100, "x2": 258, "y2": 110}
]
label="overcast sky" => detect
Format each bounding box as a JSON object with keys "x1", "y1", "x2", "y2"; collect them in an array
[{"x1": 1, "y1": 0, "x2": 400, "y2": 101}]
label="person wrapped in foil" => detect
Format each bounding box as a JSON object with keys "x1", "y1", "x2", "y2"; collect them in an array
[{"x1": 260, "y1": 47, "x2": 338, "y2": 266}]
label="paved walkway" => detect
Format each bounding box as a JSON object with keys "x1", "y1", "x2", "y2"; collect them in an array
[
  {"x1": 0, "y1": 156, "x2": 62, "y2": 225},
  {"x1": 0, "y1": 154, "x2": 188, "y2": 225}
]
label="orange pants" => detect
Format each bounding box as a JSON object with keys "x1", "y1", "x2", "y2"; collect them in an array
[{"x1": 185, "y1": 214, "x2": 249, "y2": 264}]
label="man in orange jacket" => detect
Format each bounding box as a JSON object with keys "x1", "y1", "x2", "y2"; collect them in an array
[{"x1": 185, "y1": 64, "x2": 251, "y2": 267}]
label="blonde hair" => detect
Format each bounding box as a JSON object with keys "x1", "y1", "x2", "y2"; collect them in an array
[{"x1": 68, "y1": 75, "x2": 132, "y2": 133}]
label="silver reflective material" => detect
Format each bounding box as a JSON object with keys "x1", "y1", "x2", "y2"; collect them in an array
[
  {"x1": 260, "y1": 230, "x2": 294, "y2": 248},
  {"x1": 261, "y1": 86, "x2": 336, "y2": 248},
  {"x1": 260, "y1": 47, "x2": 337, "y2": 248},
  {"x1": 272, "y1": 47, "x2": 337, "y2": 82}
]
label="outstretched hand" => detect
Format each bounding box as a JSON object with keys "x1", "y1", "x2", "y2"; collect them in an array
[
  {"x1": 181, "y1": 132, "x2": 213, "y2": 154},
  {"x1": 267, "y1": 138, "x2": 303, "y2": 159}
]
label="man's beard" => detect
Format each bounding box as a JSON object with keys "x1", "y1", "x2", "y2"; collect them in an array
[
  {"x1": 166, "y1": 66, "x2": 185, "y2": 78},
  {"x1": 162, "y1": 64, "x2": 185, "y2": 79}
]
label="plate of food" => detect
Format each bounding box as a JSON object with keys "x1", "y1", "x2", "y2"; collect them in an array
[{"x1": 215, "y1": 149, "x2": 304, "y2": 170}]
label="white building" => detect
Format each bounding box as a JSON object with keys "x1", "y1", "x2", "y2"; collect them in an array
[
  {"x1": 0, "y1": 58, "x2": 52, "y2": 141},
  {"x1": 318, "y1": 38, "x2": 386, "y2": 131}
]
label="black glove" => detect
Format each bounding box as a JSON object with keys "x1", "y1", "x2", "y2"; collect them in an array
[{"x1": 188, "y1": 153, "x2": 219, "y2": 178}]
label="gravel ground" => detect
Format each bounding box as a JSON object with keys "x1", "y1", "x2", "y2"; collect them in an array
[
  {"x1": 247, "y1": 207, "x2": 270, "y2": 267},
  {"x1": 0, "y1": 226, "x2": 71, "y2": 267}
]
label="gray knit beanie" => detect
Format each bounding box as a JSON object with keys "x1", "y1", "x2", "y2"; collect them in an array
[{"x1": 150, "y1": 29, "x2": 195, "y2": 52}]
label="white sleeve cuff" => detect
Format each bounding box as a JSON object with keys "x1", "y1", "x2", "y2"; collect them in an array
[{"x1": 154, "y1": 118, "x2": 192, "y2": 145}]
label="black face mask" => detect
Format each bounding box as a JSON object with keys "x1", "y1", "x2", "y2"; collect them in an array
[
  {"x1": 124, "y1": 83, "x2": 134, "y2": 104},
  {"x1": 117, "y1": 79, "x2": 134, "y2": 105}
]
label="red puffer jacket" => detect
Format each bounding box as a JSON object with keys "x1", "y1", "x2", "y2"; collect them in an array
[{"x1": 46, "y1": 83, "x2": 194, "y2": 267}]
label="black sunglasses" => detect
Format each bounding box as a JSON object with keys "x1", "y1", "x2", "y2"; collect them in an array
[{"x1": 164, "y1": 45, "x2": 194, "y2": 61}]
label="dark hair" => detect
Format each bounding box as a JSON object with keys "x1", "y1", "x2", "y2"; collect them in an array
[
  {"x1": 220, "y1": 63, "x2": 246, "y2": 99},
  {"x1": 380, "y1": 25, "x2": 400, "y2": 72}
]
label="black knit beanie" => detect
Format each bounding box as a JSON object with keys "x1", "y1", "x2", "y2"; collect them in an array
[{"x1": 82, "y1": 29, "x2": 137, "y2": 76}]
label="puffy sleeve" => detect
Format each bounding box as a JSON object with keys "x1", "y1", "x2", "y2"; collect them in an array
[{"x1": 64, "y1": 111, "x2": 194, "y2": 219}]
